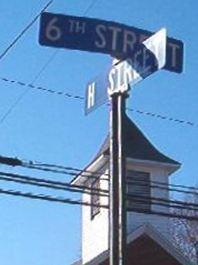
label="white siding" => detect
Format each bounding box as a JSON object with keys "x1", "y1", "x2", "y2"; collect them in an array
[
  {"x1": 82, "y1": 162, "x2": 172, "y2": 264},
  {"x1": 82, "y1": 170, "x2": 109, "y2": 264},
  {"x1": 127, "y1": 163, "x2": 170, "y2": 238}
]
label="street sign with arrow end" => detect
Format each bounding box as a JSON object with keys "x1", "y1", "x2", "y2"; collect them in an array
[{"x1": 39, "y1": 12, "x2": 183, "y2": 73}]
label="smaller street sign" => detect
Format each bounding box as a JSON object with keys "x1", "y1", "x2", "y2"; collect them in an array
[
  {"x1": 108, "y1": 28, "x2": 166, "y2": 96},
  {"x1": 39, "y1": 12, "x2": 183, "y2": 73},
  {"x1": 85, "y1": 67, "x2": 110, "y2": 115},
  {"x1": 85, "y1": 28, "x2": 166, "y2": 115}
]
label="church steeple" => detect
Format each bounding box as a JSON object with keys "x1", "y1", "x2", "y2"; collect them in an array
[{"x1": 71, "y1": 115, "x2": 180, "y2": 264}]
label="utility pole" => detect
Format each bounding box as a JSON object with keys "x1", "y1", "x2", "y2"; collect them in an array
[{"x1": 109, "y1": 90, "x2": 128, "y2": 265}]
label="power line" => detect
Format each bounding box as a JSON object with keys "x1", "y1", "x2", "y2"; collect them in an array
[
  {"x1": 126, "y1": 176, "x2": 198, "y2": 192},
  {"x1": 0, "y1": 88, "x2": 30, "y2": 124},
  {"x1": 0, "y1": 170, "x2": 198, "y2": 212},
  {"x1": 27, "y1": 164, "x2": 198, "y2": 196},
  {"x1": 0, "y1": 175, "x2": 106, "y2": 198},
  {"x1": 126, "y1": 177, "x2": 198, "y2": 197},
  {"x1": 36, "y1": 0, "x2": 101, "y2": 74},
  {"x1": 31, "y1": 161, "x2": 197, "y2": 194},
  {"x1": 0, "y1": 168, "x2": 197, "y2": 219},
  {"x1": 0, "y1": 187, "x2": 107, "y2": 208},
  {"x1": 0, "y1": 154, "x2": 197, "y2": 195},
  {"x1": 0, "y1": 76, "x2": 84, "y2": 100},
  {"x1": 83, "y1": 0, "x2": 100, "y2": 15},
  {"x1": 1, "y1": 75, "x2": 197, "y2": 129},
  {"x1": 0, "y1": 171, "x2": 108, "y2": 197},
  {"x1": 126, "y1": 107, "x2": 197, "y2": 128},
  {"x1": 0, "y1": 0, "x2": 53, "y2": 61},
  {"x1": 126, "y1": 194, "x2": 198, "y2": 210},
  {"x1": 24, "y1": 164, "x2": 108, "y2": 182},
  {"x1": 23, "y1": 165, "x2": 198, "y2": 196},
  {"x1": 0, "y1": 185, "x2": 197, "y2": 221},
  {"x1": 30, "y1": 161, "x2": 198, "y2": 192},
  {"x1": 0, "y1": 0, "x2": 100, "y2": 128},
  {"x1": 0, "y1": 1, "x2": 54, "y2": 126}
]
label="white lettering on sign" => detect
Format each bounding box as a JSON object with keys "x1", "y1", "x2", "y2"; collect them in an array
[
  {"x1": 123, "y1": 30, "x2": 137, "y2": 54},
  {"x1": 68, "y1": 19, "x2": 86, "y2": 34},
  {"x1": 46, "y1": 17, "x2": 62, "y2": 41},
  {"x1": 107, "y1": 60, "x2": 141, "y2": 96},
  {"x1": 107, "y1": 28, "x2": 166, "y2": 96},
  {"x1": 95, "y1": 25, "x2": 138, "y2": 54},
  {"x1": 108, "y1": 26, "x2": 122, "y2": 51},
  {"x1": 95, "y1": 25, "x2": 107, "y2": 48},
  {"x1": 87, "y1": 82, "x2": 96, "y2": 109},
  {"x1": 168, "y1": 43, "x2": 180, "y2": 68}
]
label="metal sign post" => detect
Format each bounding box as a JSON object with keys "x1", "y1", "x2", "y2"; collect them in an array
[{"x1": 109, "y1": 87, "x2": 128, "y2": 265}]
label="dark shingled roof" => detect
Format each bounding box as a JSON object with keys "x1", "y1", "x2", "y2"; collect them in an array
[{"x1": 94, "y1": 114, "x2": 180, "y2": 166}]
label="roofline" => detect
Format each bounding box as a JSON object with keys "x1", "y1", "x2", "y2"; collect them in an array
[
  {"x1": 137, "y1": 224, "x2": 194, "y2": 265},
  {"x1": 71, "y1": 154, "x2": 181, "y2": 186},
  {"x1": 83, "y1": 223, "x2": 193, "y2": 265},
  {"x1": 126, "y1": 157, "x2": 181, "y2": 174},
  {"x1": 70, "y1": 154, "x2": 108, "y2": 186}
]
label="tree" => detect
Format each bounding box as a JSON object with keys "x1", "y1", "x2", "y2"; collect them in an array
[{"x1": 171, "y1": 191, "x2": 198, "y2": 264}]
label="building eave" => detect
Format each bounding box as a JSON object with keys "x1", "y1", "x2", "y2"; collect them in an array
[
  {"x1": 70, "y1": 154, "x2": 108, "y2": 186},
  {"x1": 126, "y1": 157, "x2": 181, "y2": 175}
]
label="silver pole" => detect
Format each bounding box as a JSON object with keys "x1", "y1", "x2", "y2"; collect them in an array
[{"x1": 109, "y1": 92, "x2": 127, "y2": 265}]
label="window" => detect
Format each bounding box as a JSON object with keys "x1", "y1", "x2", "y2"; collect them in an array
[
  {"x1": 127, "y1": 170, "x2": 151, "y2": 211},
  {"x1": 91, "y1": 178, "x2": 100, "y2": 219}
]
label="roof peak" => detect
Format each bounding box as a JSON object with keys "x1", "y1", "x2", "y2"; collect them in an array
[{"x1": 94, "y1": 114, "x2": 180, "y2": 166}]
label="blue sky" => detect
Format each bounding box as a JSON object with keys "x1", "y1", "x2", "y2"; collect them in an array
[{"x1": 0, "y1": 0, "x2": 197, "y2": 264}]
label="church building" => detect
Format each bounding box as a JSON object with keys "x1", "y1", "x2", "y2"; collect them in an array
[{"x1": 71, "y1": 114, "x2": 193, "y2": 265}]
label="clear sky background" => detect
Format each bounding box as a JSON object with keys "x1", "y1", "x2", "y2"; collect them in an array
[{"x1": 0, "y1": 0, "x2": 197, "y2": 264}]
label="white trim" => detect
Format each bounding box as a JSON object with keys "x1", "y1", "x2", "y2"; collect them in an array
[
  {"x1": 126, "y1": 157, "x2": 180, "y2": 175},
  {"x1": 71, "y1": 154, "x2": 108, "y2": 186},
  {"x1": 84, "y1": 223, "x2": 193, "y2": 265},
  {"x1": 127, "y1": 223, "x2": 194, "y2": 265},
  {"x1": 71, "y1": 154, "x2": 180, "y2": 186}
]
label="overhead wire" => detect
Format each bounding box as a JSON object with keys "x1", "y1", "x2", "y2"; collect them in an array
[
  {"x1": 0, "y1": 159, "x2": 197, "y2": 220},
  {"x1": 0, "y1": 0, "x2": 55, "y2": 125},
  {"x1": 0, "y1": 0, "x2": 53, "y2": 61},
  {"x1": 0, "y1": 0, "x2": 100, "y2": 126},
  {"x1": 83, "y1": 0, "x2": 100, "y2": 15},
  {"x1": 28, "y1": 161, "x2": 198, "y2": 192},
  {"x1": 0, "y1": 171, "x2": 108, "y2": 197},
  {"x1": 27, "y1": 164, "x2": 198, "y2": 196},
  {"x1": 1, "y1": 74, "x2": 197, "y2": 128},
  {"x1": 0, "y1": 170, "x2": 198, "y2": 213},
  {"x1": 0, "y1": 185, "x2": 197, "y2": 221},
  {"x1": 0, "y1": 187, "x2": 107, "y2": 208},
  {"x1": 0, "y1": 154, "x2": 197, "y2": 196},
  {"x1": 126, "y1": 177, "x2": 198, "y2": 197},
  {"x1": 0, "y1": 1, "x2": 196, "y2": 130},
  {"x1": 126, "y1": 194, "x2": 198, "y2": 210},
  {"x1": 32, "y1": 161, "x2": 197, "y2": 193},
  {"x1": 24, "y1": 164, "x2": 108, "y2": 181}
]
